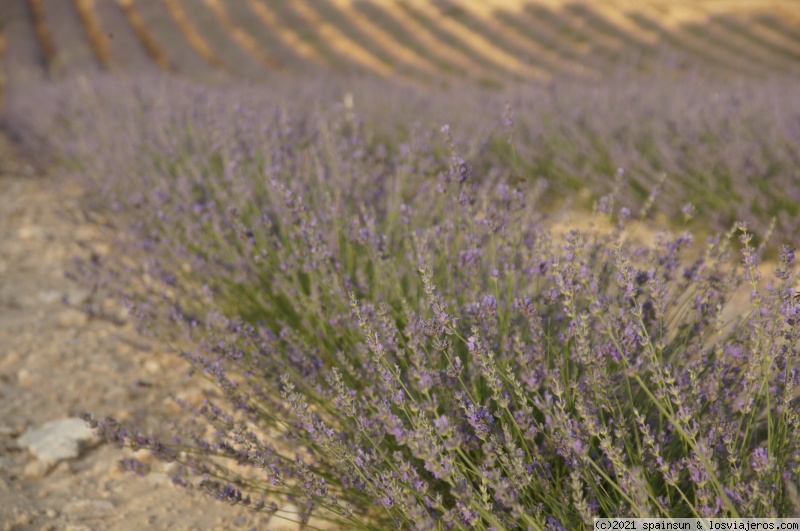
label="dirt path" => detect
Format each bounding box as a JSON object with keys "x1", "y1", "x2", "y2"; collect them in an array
[{"x1": 0, "y1": 136, "x2": 285, "y2": 530}]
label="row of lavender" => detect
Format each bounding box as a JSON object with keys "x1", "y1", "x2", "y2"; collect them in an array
[
  {"x1": 8, "y1": 74, "x2": 800, "y2": 528},
  {"x1": 6, "y1": 0, "x2": 800, "y2": 86},
  {"x1": 8, "y1": 73, "x2": 800, "y2": 243}
]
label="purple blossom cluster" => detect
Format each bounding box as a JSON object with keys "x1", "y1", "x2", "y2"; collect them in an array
[{"x1": 10, "y1": 74, "x2": 800, "y2": 528}]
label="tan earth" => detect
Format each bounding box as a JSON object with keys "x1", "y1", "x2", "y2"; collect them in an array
[{"x1": 0, "y1": 134, "x2": 306, "y2": 530}]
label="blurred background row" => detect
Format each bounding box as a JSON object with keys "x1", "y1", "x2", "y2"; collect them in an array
[{"x1": 1, "y1": 0, "x2": 799, "y2": 87}]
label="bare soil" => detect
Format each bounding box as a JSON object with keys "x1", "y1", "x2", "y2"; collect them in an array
[{"x1": 0, "y1": 135, "x2": 295, "y2": 530}]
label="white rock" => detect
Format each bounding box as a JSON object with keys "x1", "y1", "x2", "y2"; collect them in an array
[
  {"x1": 16, "y1": 368, "x2": 34, "y2": 386},
  {"x1": 17, "y1": 418, "x2": 100, "y2": 470},
  {"x1": 143, "y1": 360, "x2": 161, "y2": 374}
]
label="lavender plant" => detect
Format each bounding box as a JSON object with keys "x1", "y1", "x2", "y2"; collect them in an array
[{"x1": 8, "y1": 74, "x2": 800, "y2": 528}]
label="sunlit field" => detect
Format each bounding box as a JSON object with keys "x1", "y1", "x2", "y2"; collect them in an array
[{"x1": 2, "y1": 1, "x2": 800, "y2": 528}]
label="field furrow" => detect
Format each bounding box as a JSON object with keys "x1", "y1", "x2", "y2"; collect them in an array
[
  {"x1": 563, "y1": 4, "x2": 662, "y2": 72},
  {"x1": 536, "y1": 3, "x2": 658, "y2": 73},
  {"x1": 522, "y1": 3, "x2": 630, "y2": 74},
  {"x1": 162, "y1": 0, "x2": 228, "y2": 73},
  {"x1": 27, "y1": 0, "x2": 57, "y2": 75},
  {"x1": 677, "y1": 18, "x2": 780, "y2": 77},
  {"x1": 128, "y1": 0, "x2": 222, "y2": 80},
  {"x1": 291, "y1": 0, "x2": 397, "y2": 78},
  {"x1": 634, "y1": 2, "x2": 798, "y2": 76},
  {"x1": 174, "y1": 0, "x2": 268, "y2": 80},
  {"x1": 744, "y1": 17, "x2": 800, "y2": 61},
  {"x1": 351, "y1": 1, "x2": 463, "y2": 76},
  {"x1": 0, "y1": 0, "x2": 49, "y2": 82},
  {"x1": 324, "y1": 0, "x2": 440, "y2": 78},
  {"x1": 92, "y1": 0, "x2": 158, "y2": 72},
  {"x1": 2, "y1": 1, "x2": 798, "y2": 92},
  {"x1": 74, "y1": 0, "x2": 112, "y2": 70},
  {"x1": 692, "y1": 16, "x2": 800, "y2": 75},
  {"x1": 311, "y1": 0, "x2": 444, "y2": 82},
  {"x1": 363, "y1": 1, "x2": 497, "y2": 81},
  {"x1": 204, "y1": 0, "x2": 282, "y2": 72},
  {"x1": 625, "y1": 10, "x2": 765, "y2": 77},
  {"x1": 271, "y1": 0, "x2": 387, "y2": 74},
  {"x1": 584, "y1": 1, "x2": 661, "y2": 45},
  {"x1": 405, "y1": 0, "x2": 549, "y2": 81},
  {"x1": 40, "y1": 0, "x2": 105, "y2": 75},
  {"x1": 556, "y1": 4, "x2": 634, "y2": 53},
  {"x1": 172, "y1": 0, "x2": 270, "y2": 80},
  {"x1": 218, "y1": 0, "x2": 317, "y2": 74},
  {"x1": 441, "y1": 0, "x2": 592, "y2": 78},
  {"x1": 755, "y1": 14, "x2": 800, "y2": 50},
  {"x1": 245, "y1": 0, "x2": 330, "y2": 69},
  {"x1": 116, "y1": 0, "x2": 173, "y2": 72},
  {"x1": 492, "y1": 8, "x2": 597, "y2": 76}
]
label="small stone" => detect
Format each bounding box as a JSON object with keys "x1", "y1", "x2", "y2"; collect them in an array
[
  {"x1": 100, "y1": 299, "x2": 128, "y2": 323},
  {"x1": 63, "y1": 499, "x2": 114, "y2": 520},
  {"x1": 65, "y1": 288, "x2": 92, "y2": 306},
  {"x1": 0, "y1": 424, "x2": 21, "y2": 437},
  {"x1": 23, "y1": 459, "x2": 51, "y2": 479},
  {"x1": 143, "y1": 360, "x2": 161, "y2": 374},
  {"x1": 0, "y1": 351, "x2": 20, "y2": 368},
  {"x1": 45, "y1": 508, "x2": 58, "y2": 518},
  {"x1": 12, "y1": 513, "x2": 32, "y2": 527},
  {"x1": 131, "y1": 448, "x2": 154, "y2": 462},
  {"x1": 17, "y1": 418, "x2": 100, "y2": 472},
  {"x1": 17, "y1": 225, "x2": 46, "y2": 240},
  {"x1": 57, "y1": 309, "x2": 89, "y2": 328},
  {"x1": 16, "y1": 368, "x2": 34, "y2": 386}
]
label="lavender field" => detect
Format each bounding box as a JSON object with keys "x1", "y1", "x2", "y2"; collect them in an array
[{"x1": 2, "y1": 1, "x2": 800, "y2": 529}]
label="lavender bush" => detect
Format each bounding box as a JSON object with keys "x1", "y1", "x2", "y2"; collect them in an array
[
  {"x1": 7, "y1": 73, "x2": 800, "y2": 240},
  {"x1": 7, "y1": 74, "x2": 800, "y2": 528}
]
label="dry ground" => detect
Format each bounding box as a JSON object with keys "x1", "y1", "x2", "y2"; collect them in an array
[{"x1": 0, "y1": 134, "x2": 300, "y2": 530}]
